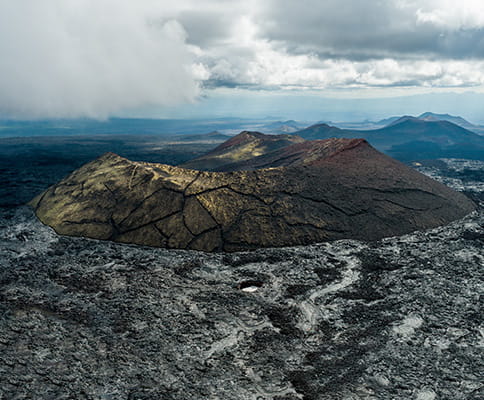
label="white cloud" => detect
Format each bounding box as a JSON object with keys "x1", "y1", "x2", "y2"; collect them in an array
[
  {"x1": 200, "y1": 0, "x2": 484, "y2": 92},
  {"x1": 416, "y1": 0, "x2": 484, "y2": 29},
  {"x1": 0, "y1": 0, "x2": 203, "y2": 119},
  {"x1": 196, "y1": 14, "x2": 484, "y2": 91}
]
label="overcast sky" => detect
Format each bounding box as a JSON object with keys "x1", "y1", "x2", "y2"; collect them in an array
[{"x1": 1, "y1": 0, "x2": 484, "y2": 120}]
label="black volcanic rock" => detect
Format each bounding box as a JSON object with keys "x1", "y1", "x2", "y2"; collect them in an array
[
  {"x1": 30, "y1": 137, "x2": 476, "y2": 251},
  {"x1": 1, "y1": 158, "x2": 483, "y2": 400}
]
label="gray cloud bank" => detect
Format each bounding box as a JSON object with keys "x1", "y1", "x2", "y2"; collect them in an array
[
  {"x1": 257, "y1": 0, "x2": 484, "y2": 61},
  {"x1": 190, "y1": 0, "x2": 484, "y2": 90},
  {"x1": 1, "y1": 0, "x2": 484, "y2": 119},
  {"x1": 0, "y1": 1, "x2": 204, "y2": 119}
]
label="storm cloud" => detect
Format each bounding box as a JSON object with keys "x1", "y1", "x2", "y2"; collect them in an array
[
  {"x1": 256, "y1": 0, "x2": 484, "y2": 61},
  {"x1": 0, "y1": 0, "x2": 206, "y2": 119},
  {"x1": 1, "y1": 0, "x2": 484, "y2": 118}
]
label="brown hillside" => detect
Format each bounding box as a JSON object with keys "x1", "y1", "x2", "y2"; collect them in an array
[{"x1": 30, "y1": 137, "x2": 476, "y2": 251}]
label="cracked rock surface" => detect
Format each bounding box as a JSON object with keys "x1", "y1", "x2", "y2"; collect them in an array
[
  {"x1": 0, "y1": 159, "x2": 482, "y2": 400},
  {"x1": 30, "y1": 139, "x2": 475, "y2": 251}
]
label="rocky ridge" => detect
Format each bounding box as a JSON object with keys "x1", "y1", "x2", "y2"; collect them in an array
[
  {"x1": 30, "y1": 136, "x2": 476, "y2": 251},
  {"x1": 180, "y1": 131, "x2": 305, "y2": 171}
]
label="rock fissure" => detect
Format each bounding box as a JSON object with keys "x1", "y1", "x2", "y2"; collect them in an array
[
  {"x1": 223, "y1": 208, "x2": 259, "y2": 238},
  {"x1": 117, "y1": 210, "x2": 182, "y2": 236},
  {"x1": 185, "y1": 226, "x2": 222, "y2": 251},
  {"x1": 194, "y1": 196, "x2": 222, "y2": 230},
  {"x1": 108, "y1": 217, "x2": 121, "y2": 240},
  {"x1": 116, "y1": 186, "x2": 178, "y2": 226},
  {"x1": 373, "y1": 198, "x2": 437, "y2": 211},
  {"x1": 183, "y1": 171, "x2": 202, "y2": 195},
  {"x1": 285, "y1": 220, "x2": 347, "y2": 233},
  {"x1": 356, "y1": 186, "x2": 443, "y2": 198},
  {"x1": 103, "y1": 183, "x2": 118, "y2": 203},
  {"x1": 279, "y1": 190, "x2": 367, "y2": 217},
  {"x1": 62, "y1": 219, "x2": 109, "y2": 226},
  {"x1": 152, "y1": 223, "x2": 169, "y2": 240}
]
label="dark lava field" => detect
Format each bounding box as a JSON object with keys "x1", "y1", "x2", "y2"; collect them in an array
[{"x1": 0, "y1": 157, "x2": 483, "y2": 400}]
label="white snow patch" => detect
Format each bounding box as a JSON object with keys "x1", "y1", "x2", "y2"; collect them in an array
[
  {"x1": 373, "y1": 374, "x2": 390, "y2": 387},
  {"x1": 479, "y1": 328, "x2": 484, "y2": 347},
  {"x1": 241, "y1": 286, "x2": 259, "y2": 293},
  {"x1": 393, "y1": 315, "x2": 424, "y2": 336},
  {"x1": 453, "y1": 248, "x2": 484, "y2": 263},
  {"x1": 416, "y1": 389, "x2": 436, "y2": 400},
  {"x1": 205, "y1": 329, "x2": 239, "y2": 358}
]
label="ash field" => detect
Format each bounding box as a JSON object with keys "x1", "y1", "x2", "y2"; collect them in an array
[{"x1": 0, "y1": 157, "x2": 483, "y2": 400}]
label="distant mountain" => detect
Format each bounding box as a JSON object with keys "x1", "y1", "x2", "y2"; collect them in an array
[
  {"x1": 374, "y1": 119, "x2": 482, "y2": 144},
  {"x1": 377, "y1": 112, "x2": 484, "y2": 135},
  {"x1": 418, "y1": 112, "x2": 476, "y2": 129},
  {"x1": 293, "y1": 119, "x2": 484, "y2": 160},
  {"x1": 179, "y1": 131, "x2": 305, "y2": 171},
  {"x1": 376, "y1": 116, "x2": 401, "y2": 126},
  {"x1": 259, "y1": 120, "x2": 304, "y2": 134},
  {"x1": 295, "y1": 123, "x2": 353, "y2": 140},
  {"x1": 387, "y1": 115, "x2": 422, "y2": 126}
]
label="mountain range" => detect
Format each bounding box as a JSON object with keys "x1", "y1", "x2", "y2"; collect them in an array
[
  {"x1": 380, "y1": 112, "x2": 482, "y2": 131},
  {"x1": 294, "y1": 116, "x2": 484, "y2": 160}
]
